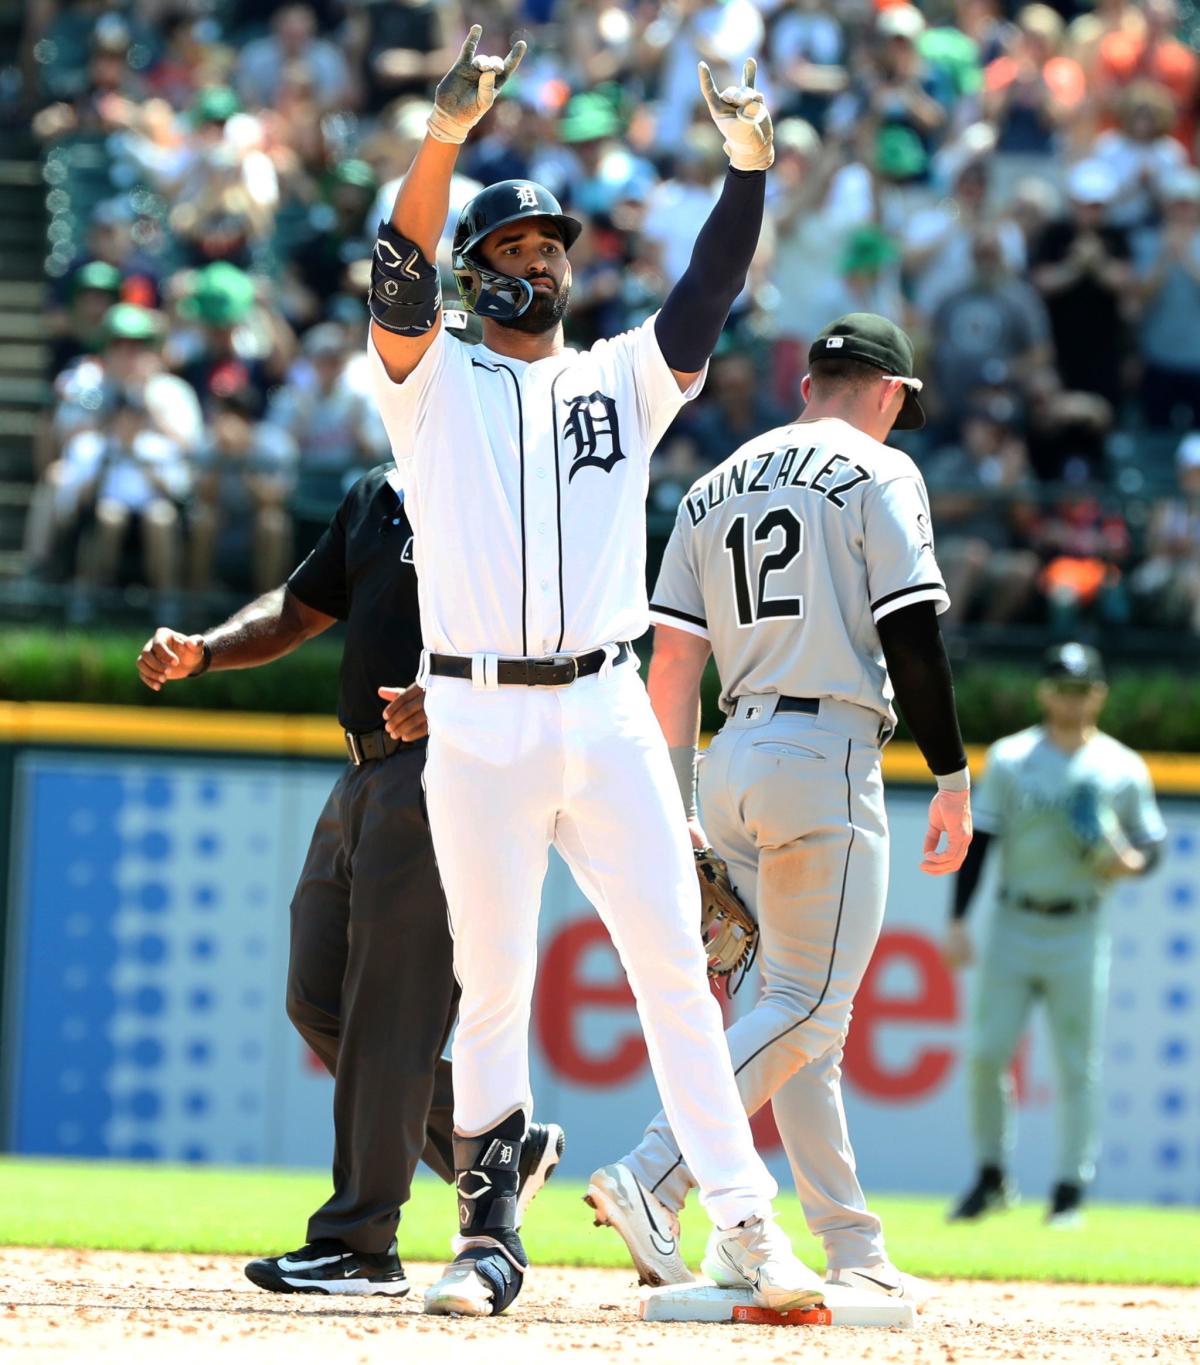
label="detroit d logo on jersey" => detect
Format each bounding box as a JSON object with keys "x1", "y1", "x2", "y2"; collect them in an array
[{"x1": 563, "y1": 391, "x2": 626, "y2": 481}]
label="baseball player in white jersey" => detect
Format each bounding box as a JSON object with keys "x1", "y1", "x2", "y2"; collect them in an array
[
  {"x1": 364, "y1": 27, "x2": 823, "y2": 1317},
  {"x1": 585, "y1": 313, "x2": 973, "y2": 1303}
]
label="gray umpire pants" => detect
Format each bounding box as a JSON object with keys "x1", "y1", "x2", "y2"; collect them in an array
[
  {"x1": 622, "y1": 694, "x2": 891, "y2": 1269},
  {"x1": 286, "y1": 743, "x2": 459, "y2": 1253}
]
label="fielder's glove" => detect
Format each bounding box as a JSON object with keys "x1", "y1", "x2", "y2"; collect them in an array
[
  {"x1": 1067, "y1": 783, "x2": 1131, "y2": 875},
  {"x1": 698, "y1": 58, "x2": 774, "y2": 172},
  {"x1": 696, "y1": 847, "x2": 758, "y2": 991},
  {"x1": 427, "y1": 25, "x2": 526, "y2": 145}
]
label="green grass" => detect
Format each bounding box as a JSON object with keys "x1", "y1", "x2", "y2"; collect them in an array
[{"x1": 1, "y1": 1159, "x2": 1196, "y2": 1286}]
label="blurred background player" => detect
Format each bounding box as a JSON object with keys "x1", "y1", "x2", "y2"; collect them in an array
[
  {"x1": 944, "y1": 643, "x2": 1165, "y2": 1227},
  {"x1": 135, "y1": 436, "x2": 562, "y2": 1296}
]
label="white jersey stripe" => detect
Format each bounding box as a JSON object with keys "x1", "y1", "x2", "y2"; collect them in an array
[{"x1": 649, "y1": 607, "x2": 711, "y2": 640}]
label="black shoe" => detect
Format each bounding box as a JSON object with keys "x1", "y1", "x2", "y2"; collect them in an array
[
  {"x1": 1046, "y1": 1182, "x2": 1084, "y2": 1228},
  {"x1": 244, "y1": 1238, "x2": 409, "y2": 1295},
  {"x1": 948, "y1": 1166, "x2": 1016, "y2": 1221},
  {"x1": 515, "y1": 1121, "x2": 565, "y2": 1225}
]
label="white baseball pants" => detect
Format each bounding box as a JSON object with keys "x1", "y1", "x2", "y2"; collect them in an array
[
  {"x1": 622, "y1": 694, "x2": 892, "y2": 1269},
  {"x1": 421, "y1": 657, "x2": 777, "y2": 1230}
]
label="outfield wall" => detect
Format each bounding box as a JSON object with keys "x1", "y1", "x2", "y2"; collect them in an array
[{"x1": 0, "y1": 706, "x2": 1196, "y2": 1206}]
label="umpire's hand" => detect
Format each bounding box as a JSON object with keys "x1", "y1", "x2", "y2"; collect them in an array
[
  {"x1": 379, "y1": 683, "x2": 429, "y2": 742},
  {"x1": 137, "y1": 628, "x2": 206, "y2": 691}
]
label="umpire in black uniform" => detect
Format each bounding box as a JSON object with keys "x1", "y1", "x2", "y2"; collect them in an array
[{"x1": 137, "y1": 426, "x2": 563, "y2": 1296}]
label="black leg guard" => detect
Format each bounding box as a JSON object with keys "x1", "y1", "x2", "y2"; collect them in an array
[
  {"x1": 454, "y1": 1110, "x2": 525, "y2": 1236},
  {"x1": 450, "y1": 1112, "x2": 528, "y2": 1315}
]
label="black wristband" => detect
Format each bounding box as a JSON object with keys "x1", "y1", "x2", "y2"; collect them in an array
[{"x1": 190, "y1": 639, "x2": 212, "y2": 678}]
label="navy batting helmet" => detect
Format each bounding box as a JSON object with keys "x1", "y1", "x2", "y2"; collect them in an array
[{"x1": 452, "y1": 180, "x2": 582, "y2": 321}]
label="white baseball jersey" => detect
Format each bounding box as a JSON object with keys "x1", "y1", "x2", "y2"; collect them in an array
[
  {"x1": 367, "y1": 315, "x2": 703, "y2": 657},
  {"x1": 651, "y1": 415, "x2": 949, "y2": 722}
]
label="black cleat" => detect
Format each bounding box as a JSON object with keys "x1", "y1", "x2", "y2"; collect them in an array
[
  {"x1": 948, "y1": 1166, "x2": 1016, "y2": 1221},
  {"x1": 516, "y1": 1121, "x2": 565, "y2": 1225},
  {"x1": 244, "y1": 1238, "x2": 409, "y2": 1295},
  {"x1": 1046, "y1": 1181, "x2": 1084, "y2": 1228}
]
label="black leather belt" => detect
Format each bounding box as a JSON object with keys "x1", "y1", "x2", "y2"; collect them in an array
[
  {"x1": 344, "y1": 727, "x2": 421, "y2": 766},
  {"x1": 427, "y1": 642, "x2": 631, "y2": 687},
  {"x1": 776, "y1": 697, "x2": 821, "y2": 714},
  {"x1": 1009, "y1": 893, "x2": 1097, "y2": 917}
]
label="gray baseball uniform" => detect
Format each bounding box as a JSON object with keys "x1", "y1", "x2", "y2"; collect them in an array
[
  {"x1": 968, "y1": 727, "x2": 1165, "y2": 1186},
  {"x1": 621, "y1": 414, "x2": 947, "y2": 1270}
]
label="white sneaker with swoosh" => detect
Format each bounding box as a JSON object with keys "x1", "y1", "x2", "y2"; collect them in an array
[
  {"x1": 702, "y1": 1217, "x2": 825, "y2": 1311},
  {"x1": 584, "y1": 1163, "x2": 693, "y2": 1286},
  {"x1": 826, "y1": 1264, "x2": 935, "y2": 1310}
]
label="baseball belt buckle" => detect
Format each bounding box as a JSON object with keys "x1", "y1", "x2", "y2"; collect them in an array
[
  {"x1": 345, "y1": 731, "x2": 364, "y2": 766},
  {"x1": 530, "y1": 655, "x2": 577, "y2": 686}
]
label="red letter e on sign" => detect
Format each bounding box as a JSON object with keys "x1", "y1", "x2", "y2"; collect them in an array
[{"x1": 844, "y1": 931, "x2": 956, "y2": 1101}]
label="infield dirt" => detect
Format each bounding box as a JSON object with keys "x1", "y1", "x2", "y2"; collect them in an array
[{"x1": 2, "y1": 1247, "x2": 1197, "y2": 1363}]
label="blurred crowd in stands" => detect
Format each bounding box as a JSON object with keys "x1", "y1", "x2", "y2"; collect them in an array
[{"x1": 17, "y1": 0, "x2": 1200, "y2": 633}]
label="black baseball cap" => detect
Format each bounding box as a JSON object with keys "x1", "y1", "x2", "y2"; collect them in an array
[
  {"x1": 809, "y1": 312, "x2": 926, "y2": 430},
  {"x1": 1042, "y1": 642, "x2": 1105, "y2": 685}
]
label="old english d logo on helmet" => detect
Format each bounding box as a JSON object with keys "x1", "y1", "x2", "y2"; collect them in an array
[{"x1": 452, "y1": 180, "x2": 582, "y2": 321}]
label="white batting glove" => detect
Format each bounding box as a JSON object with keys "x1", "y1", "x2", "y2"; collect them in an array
[
  {"x1": 427, "y1": 25, "x2": 526, "y2": 145},
  {"x1": 697, "y1": 58, "x2": 774, "y2": 172},
  {"x1": 921, "y1": 786, "x2": 973, "y2": 876}
]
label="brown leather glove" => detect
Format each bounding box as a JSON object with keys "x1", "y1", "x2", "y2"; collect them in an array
[{"x1": 695, "y1": 847, "x2": 758, "y2": 987}]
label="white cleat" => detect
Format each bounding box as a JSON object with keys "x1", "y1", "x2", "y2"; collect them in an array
[
  {"x1": 701, "y1": 1216, "x2": 825, "y2": 1311},
  {"x1": 423, "y1": 1236, "x2": 526, "y2": 1317},
  {"x1": 584, "y1": 1163, "x2": 693, "y2": 1287},
  {"x1": 423, "y1": 1259, "x2": 495, "y2": 1316},
  {"x1": 826, "y1": 1264, "x2": 936, "y2": 1311}
]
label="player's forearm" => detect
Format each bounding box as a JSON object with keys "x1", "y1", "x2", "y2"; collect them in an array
[
  {"x1": 647, "y1": 647, "x2": 705, "y2": 747},
  {"x1": 654, "y1": 167, "x2": 766, "y2": 373},
  {"x1": 876, "y1": 602, "x2": 967, "y2": 778},
  {"x1": 202, "y1": 586, "x2": 332, "y2": 671},
  {"x1": 387, "y1": 136, "x2": 458, "y2": 264},
  {"x1": 951, "y1": 829, "x2": 990, "y2": 918}
]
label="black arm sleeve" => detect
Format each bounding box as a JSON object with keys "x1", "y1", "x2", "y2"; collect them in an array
[
  {"x1": 654, "y1": 167, "x2": 765, "y2": 373},
  {"x1": 876, "y1": 600, "x2": 967, "y2": 777},
  {"x1": 952, "y1": 830, "x2": 991, "y2": 919}
]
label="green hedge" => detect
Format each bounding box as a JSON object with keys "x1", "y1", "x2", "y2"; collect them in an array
[
  {"x1": 0, "y1": 629, "x2": 1196, "y2": 752},
  {"x1": 0, "y1": 629, "x2": 344, "y2": 715}
]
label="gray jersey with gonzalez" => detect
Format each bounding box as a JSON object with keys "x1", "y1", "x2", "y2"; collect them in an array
[{"x1": 650, "y1": 415, "x2": 949, "y2": 721}]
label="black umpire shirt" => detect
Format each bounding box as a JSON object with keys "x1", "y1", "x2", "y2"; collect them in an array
[{"x1": 288, "y1": 464, "x2": 422, "y2": 735}]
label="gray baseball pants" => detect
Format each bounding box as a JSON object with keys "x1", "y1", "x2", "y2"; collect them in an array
[
  {"x1": 286, "y1": 744, "x2": 459, "y2": 1253},
  {"x1": 969, "y1": 902, "x2": 1110, "y2": 1186},
  {"x1": 622, "y1": 693, "x2": 892, "y2": 1269}
]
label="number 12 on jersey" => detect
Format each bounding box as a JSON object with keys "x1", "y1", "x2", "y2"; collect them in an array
[{"x1": 723, "y1": 507, "x2": 805, "y2": 627}]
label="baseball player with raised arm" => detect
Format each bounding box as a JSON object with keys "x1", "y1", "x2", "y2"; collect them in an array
[
  {"x1": 945, "y1": 643, "x2": 1165, "y2": 1228},
  {"x1": 365, "y1": 26, "x2": 822, "y2": 1318},
  {"x1": 585, "y1": 313, "x2": 972, "y2": 1303}
]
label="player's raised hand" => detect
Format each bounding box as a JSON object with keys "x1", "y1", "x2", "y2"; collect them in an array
[
  {"x1": 427, "y1": 25, "x2": 527, "y2": 145},
  {"x1": 697, "y1": 57, "x2": 774, "y2": 172},
  {"x1": 920, "y1": 788, "x2": 972, "y2": 875},
  {"x1": 379, "y1": 683, "x2": 429, "y2": 742},
  {"x1": 136, "y1": 628, "x2": 206, "y2": 691}
]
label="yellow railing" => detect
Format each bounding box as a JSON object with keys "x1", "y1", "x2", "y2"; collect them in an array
[{"x1": 0, "y1": 702, "x2": 1198, "y2": 793}]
